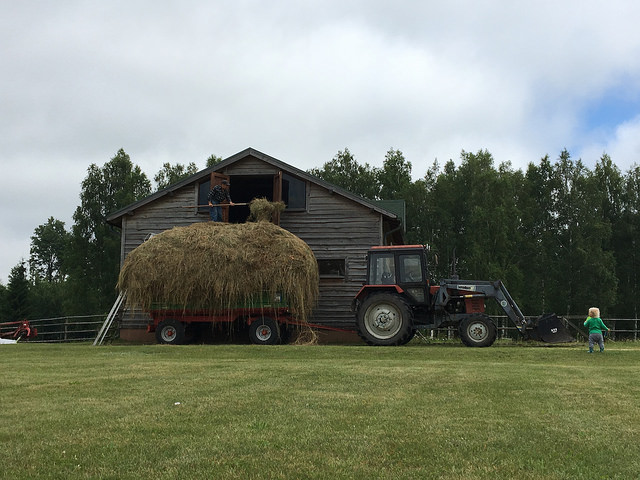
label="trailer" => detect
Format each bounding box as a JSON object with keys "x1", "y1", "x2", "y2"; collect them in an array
[{"x1": 147, "y1": 292, "x2": 294, "y2": 345}]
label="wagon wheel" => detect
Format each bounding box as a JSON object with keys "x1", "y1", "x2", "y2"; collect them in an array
[
  {"x1": 155, "y1": 319, "x2": 186, "y2": 345},
  {"x1": 248, "y1": 317, "x2": 280, "y2": 345}
]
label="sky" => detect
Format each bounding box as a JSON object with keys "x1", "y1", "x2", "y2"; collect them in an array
[{"x1": 2, "y1": 0, "x2": 640, "y2": 284}]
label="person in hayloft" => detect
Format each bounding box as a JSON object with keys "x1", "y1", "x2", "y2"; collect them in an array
[
  {"x1": 207, "y1": 179, "x2": 234, "y2": 222},
  {"x1": 584, "y1": 307, "x2": 610, "y2": 353}
]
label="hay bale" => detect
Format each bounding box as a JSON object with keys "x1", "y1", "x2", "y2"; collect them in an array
[
  {"x1": 117, "y1": 221, "x2": 319, "y2": 321},
  {"x1": 248, "y1": 197, "x2": 286, "y2": 222}
]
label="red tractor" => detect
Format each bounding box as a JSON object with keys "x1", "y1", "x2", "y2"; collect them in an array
[{"x1": 353, "y1": 245, "x2": 573, "y2": 347}]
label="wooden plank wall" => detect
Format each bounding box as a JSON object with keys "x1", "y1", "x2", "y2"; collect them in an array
[
  {"x1": 121, "y1": 186, "x2": 203, "y2": 257},
  {"x1": 280, "y1": 183, "x2": 382, "y2": 327}
]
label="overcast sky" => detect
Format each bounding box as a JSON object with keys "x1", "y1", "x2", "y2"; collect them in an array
[{"x1": 2, "y1": 0, "x2": 640, "y2": 285}]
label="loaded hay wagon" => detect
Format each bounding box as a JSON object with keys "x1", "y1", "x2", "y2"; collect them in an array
[{"x1": 116, "y1": 208, "x2": 320, "y2": 345}]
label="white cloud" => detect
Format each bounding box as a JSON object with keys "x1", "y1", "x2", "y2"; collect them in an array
[{"x1": 579, "y1": 115, "x2": 640, "y2": 169}]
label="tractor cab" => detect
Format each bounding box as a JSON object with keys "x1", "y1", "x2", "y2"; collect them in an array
[{"x1": 364, "y1": 245, "x2": 430, "y2": 306}]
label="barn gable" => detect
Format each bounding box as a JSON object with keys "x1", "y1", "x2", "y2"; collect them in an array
[{"x1": 107, "y1": 147, "x2": 404, "y2": 335}]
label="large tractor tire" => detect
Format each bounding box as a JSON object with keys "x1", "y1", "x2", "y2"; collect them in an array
[
  {"x1": 248, "y1": 317, "x2": 280, "y2": 345},
  {"x1": 155, "y1": 319, "x2": 187, "y2": 345},
  {"x1": 458, "y1": 314, "x2": 497, "y2": 347},
  {"x1": 356, "y1": 293, "x2": 414, "y2": 346}
]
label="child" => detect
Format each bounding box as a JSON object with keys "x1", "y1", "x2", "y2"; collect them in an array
[{"x1": 584, "y1": 307, "x2": 610, "y2": 353}]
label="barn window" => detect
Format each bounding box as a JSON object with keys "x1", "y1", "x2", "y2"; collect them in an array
[
  {"x1": 198, "y1": 180, "x2": 210, "y2": 212},
  {"x1": 318, "y1": 259, "x2": 346, "y2": 278},
  {"x1": 282, "y1": 174, "x2": 306, "y2": 210}
]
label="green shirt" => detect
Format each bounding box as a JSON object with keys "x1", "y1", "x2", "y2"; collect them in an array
[{"x1": 584, "y1": 316, "x2": 609, "y2": 334}]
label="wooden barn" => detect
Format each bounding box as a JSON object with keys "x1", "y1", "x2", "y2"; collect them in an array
[{"x1": 106, "y1": 147, "x2": 405, "y2": 341}]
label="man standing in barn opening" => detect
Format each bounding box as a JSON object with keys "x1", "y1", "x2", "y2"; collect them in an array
[{"x1": 208, "y1": 179, "x2": 234, "y2": 222}]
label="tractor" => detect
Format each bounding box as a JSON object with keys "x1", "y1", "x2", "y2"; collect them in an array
[{"x1": 353, "y1": 245, "x2": 573, "y2": 347}]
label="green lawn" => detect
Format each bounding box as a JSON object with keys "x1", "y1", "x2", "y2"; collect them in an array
[{"x1": 1, "y1": 342, "x2": 639, "y2": 479}]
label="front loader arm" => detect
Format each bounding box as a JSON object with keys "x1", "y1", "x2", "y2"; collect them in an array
[{"x1": 436, "y1": 279, "x2": 529, "y2": 335}]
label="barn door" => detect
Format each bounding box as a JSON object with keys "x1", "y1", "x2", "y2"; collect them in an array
[
  {"x1": 272, "y1": 171, "x2": 282, "y2": 225},
  {"x1": 210, "y1": 172, "x2": 231, "y2": 222}
]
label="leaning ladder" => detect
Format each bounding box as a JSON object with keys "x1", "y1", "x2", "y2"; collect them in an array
[{"x1": 93, "y1": 291, "x2": 127, "y2": 346}]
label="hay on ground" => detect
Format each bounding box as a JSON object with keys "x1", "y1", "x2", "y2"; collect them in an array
[{"x1": 117, "y1": 221, "x2": 319, "y2": 321}]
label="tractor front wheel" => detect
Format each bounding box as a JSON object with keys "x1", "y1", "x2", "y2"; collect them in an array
[
  {"x1": 356, "y1": 293, "x2": 414, "y2": 346},
  {"x1": 458, "y1": 314, "x2": 497, "y2": 347}
]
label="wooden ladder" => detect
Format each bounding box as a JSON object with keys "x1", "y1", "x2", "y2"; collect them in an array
[{"x1": 93, "y1": 291, "x2": 127, "y2": 346}]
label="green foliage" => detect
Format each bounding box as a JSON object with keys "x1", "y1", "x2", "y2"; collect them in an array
[
  {"x1": 6, "y1": 260, "x2": 30, "y2": 321},
  {"x1": 309, "y1": 148, "x2": 380, "y2": 199},
  {"x1": 29, "y1": 279, "x2": 67, "y2": 320},
  {"x1": 29, "y1": 217, "x2": 70, "y2": 282},
  {"x1": 601, "y1": 158, "x2": 640, "y2": 318},
  {"x1": 377, "y1": 148, "x2": 412, "y2": 199},
  {"x1": 379, "y1": 148, "x2": 633, "y2": 317},
  {"x1": 66, "y1": 148, "x2": 152, "y2": 315},
  {"x1": 206, "y1": 154, "x2": 224, "y2": 167},
  {"x1": 0, "y1": 282, "x2": 7, "y2": 321},
  {"x1": 154, "y1": 161, "x2": 198, "y2": 190}
]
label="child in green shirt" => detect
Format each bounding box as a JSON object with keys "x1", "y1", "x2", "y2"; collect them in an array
[{"x1": 584, "y1": 307, "x2": 610, "y2": 353}]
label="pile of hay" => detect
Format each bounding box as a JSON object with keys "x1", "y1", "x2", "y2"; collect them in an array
[
  {"x1": 117, "y1": 221, "x2": 319, "y2": 321},
  {"x1": 248, "y1": 197, "x2": 286, "y2": 222}
]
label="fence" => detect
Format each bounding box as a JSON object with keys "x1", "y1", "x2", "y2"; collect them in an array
[
  {"x1": 424, "y1": 315, "x2": 640, "y2": 342},
  {"x1": 2, "y1": 314, "x2": 640, "y2": 344},
  {"x1": 0, "y1": 315, "x2": 116, "y2": 343}
]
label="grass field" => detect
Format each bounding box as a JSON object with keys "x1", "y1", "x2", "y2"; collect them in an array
[{"x1": 1, "y1": 341, "x2": 639, "y2": 479}]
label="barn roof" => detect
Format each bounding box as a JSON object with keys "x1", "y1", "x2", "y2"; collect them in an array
[{"x1": 106, "y1": 147, "x2": 402, "y2": 228}]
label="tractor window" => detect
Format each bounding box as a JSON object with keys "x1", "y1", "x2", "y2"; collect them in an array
[
  {"x1": 369, "y1": 253, "x2": 395, "y2": 285},
  {"x1": 399, "y1": 254, "x2": 423, "y2": 283}
]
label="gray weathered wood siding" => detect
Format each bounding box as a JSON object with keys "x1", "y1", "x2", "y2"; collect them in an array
[
  {"x1": 120, "y1": 185, "x2": 201, "y2": 258},
  {"x1": 116, "y1": 155, "x2": 391, "y2": 331},
  {"x1": 280, "y1": 182, "x2": 382, "y2": 326},
  {"x1": 221, "y1": 157, "x2": 278, "y2": 175}
]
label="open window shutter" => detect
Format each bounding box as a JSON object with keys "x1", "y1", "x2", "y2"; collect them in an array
[{"x1": 272, "y1": 171, "x2": 283, "y2": 225}]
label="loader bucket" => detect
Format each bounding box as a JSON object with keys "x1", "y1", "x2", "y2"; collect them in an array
[{"x1": 528, "y1": 313, "x2": 575, "y2": 343}]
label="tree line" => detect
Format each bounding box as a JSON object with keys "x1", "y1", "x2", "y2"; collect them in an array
[
  {"x1": 1, "y1": 147, "x2": 639, "y2": 323},
  {"x1": 310, "y1": 147, "x2": 639, "y2": 319}
]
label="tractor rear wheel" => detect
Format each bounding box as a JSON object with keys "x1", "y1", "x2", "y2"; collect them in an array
[
  {"x1": 458, "y1": 314, "x2": 497, "y2": 347},
  {"x1": 356, "y1": 293, "x2": 414, "y2": 346},
  {"x1": 156, "y1": 319, "x2": 186, "y2": 345}
]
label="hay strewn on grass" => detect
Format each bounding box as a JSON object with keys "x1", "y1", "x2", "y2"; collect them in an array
[{"x1": 117, "y1": 220, "x2": 319, "y2": 321}]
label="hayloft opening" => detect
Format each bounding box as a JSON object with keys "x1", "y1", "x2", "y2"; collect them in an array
[{"x1": 198, "y1": 172, "x2": 307, "y2": 223}]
